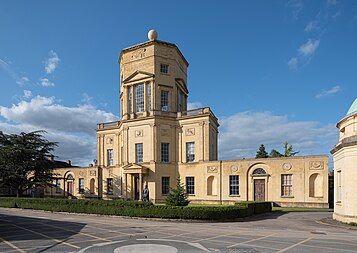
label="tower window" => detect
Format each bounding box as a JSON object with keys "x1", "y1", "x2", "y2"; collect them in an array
[
  {"x1": 107, "y1": 149, "x2": 113, "y2": 166},
  {"x1": 177, "y1": 90, "x2": 183, "y2": 112},
  {"x1": 161, "y1": 90, "x2": 169, "y2": 111},
  {"x1": 135, "y1": 143, "x2": 143, "y2": 163},
  {"x1": 134, "y1": 83, "x2": 144, "y2": 112},
  {"x1": 186, "y1": 142, "x2": 195, "y2": 162},
  {"x1": 160, "y1": 64, "x2": 169, "y2": 74},
  {"x1": 161, "y1": 143, "x2": 170, "y2": 162}
]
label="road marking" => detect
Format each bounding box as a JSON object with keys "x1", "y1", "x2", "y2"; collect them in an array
[
  {"x1": 193, "y1": 231, "x2": 243, "y2": 243},
  {"x1": 227, "y1": 233, "x2": 276, "y2": 248},
  {"x1": 5, "y1": 224, "x2": 80, "y2": 249},
  {"x1": 277, "y1": 237, "x2": 313, "y2": 253},
  {"x1": 0, "y1": 236, "x2": 26, "y2": 253}
]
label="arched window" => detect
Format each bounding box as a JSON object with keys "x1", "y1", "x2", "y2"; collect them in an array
[
  {"x1": 90, "y1": 178, "x2": 95, "y2": 194},
  {"x1": 252, "y1": 168, "x2": 267, "y2": 175},
  {"x1": 207, "y1": 176, "x2": 217, "y2": 195},
  {"x1": 309, "y1": 173, "x2": 323, "y2": 197},
  {"x1": 67, "y1": 174, "x2": 74, "y2": 180}
]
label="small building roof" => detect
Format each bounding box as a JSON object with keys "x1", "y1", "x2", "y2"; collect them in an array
[{"x1": 347, "y1": 98, "x2": 357, "y2": 116}]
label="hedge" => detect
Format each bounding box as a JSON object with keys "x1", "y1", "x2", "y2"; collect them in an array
[
  {"x1": 235, "y1": 201, "x2": 272, "y2": 214},
  {"x1": 0, "y1": 198, "x2": 271, "y2": 220}
]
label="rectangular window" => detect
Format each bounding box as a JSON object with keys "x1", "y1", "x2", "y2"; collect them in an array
[
  {"x1": 160, "y1": 63, "x2": 169, "y2": 74},
  {"x1": 147, "y1": 82, "x2": 151, "y2": 111},
  {"x1": 135, "y1": 143, "x2": 143, "y2": 163},
  {"x1": 337, "y1": 171, "x2": 342, "y2": 202},
  {"x1": 281, "y1": 174, "x2": 293, "y2": 197},
  {"x1": 161, "y1": 90, "x2": 169, "y2": 111},
  {"x1": 177, "y1": 90, "x2": 183, "y2": 112},
  {"x1": 229, "y1": 175, "x2": 239, "y2": 195},
  {"x1": 107, "y1": 178, "x2": 113, "y2": 195},
  {"x1": 161, "y1": 143, "x2": 170, "y2": 162},
  {"x1": 162, "y1": 177, "x2": 170, "y2": 194},
  {"x1": 186, "y1": 142, "x2": 195, "y2": 162},
  {"x1": 186, "y1": 177, "x2": 195, "y2": 195},
  {"x1": 79, "y1": 178, "x2": 84, "y2": 193},
  {"x1": 128, "y1": 86, "x2": 132, "y2": 113},
  {"x1": 56, "y1": 179, "x2": 61, "y2": 193},
  {"x1": 134, "y1": 83, "x2": 144, "y2": 112},
  {"x1": 107, "y1": 149, "x2": 113, "y2": 166}
]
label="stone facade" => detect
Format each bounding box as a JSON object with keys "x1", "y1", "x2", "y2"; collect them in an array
[
  {"x1": 47, "y1": 31, "x2": 329, "y2": 208},
  {"x1": 332, "y1": 98, "x2": 357, "y2": 222}
]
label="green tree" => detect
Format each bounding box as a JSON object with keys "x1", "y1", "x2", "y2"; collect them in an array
[
  {"x1": 255, "y1": 144, "x2": 268, "y2": 158},
  {"x1": 0, "y1": 131, "x2": 57, "y2": 197},
  {"x1": 283, "y1": 141, "x2": 299, "y2": 157},
  {"x1": 165, "y1": 177, "x2": 190, "y2": 206},
  {"x1": 269, "y1": 149, "x2": 283, "y2": 158}
]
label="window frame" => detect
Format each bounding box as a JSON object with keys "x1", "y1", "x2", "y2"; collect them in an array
[
  {"x1": 160, "y1": 63, "x2": 169, "y2": 74},
  {"x1": 162, "y1": 177, "x2": 170, "y2": 195},
  {"x1": 107, "y1": 149, "x2": 113, "y2": 166},
  {"x1": 337, "y1": 170, "x2": 342, "y2": 202},
  {"x1": 161, "y1": 90, "x2": 169, "y2": 111},
  {"x1": 281, "y1": 174, "x2": 293, "y2": 197},
  {"x1": 79, "y1": 178, "x2": 85, "y2": 193},
  {"x1": 134, "y1": 83, "x2": 144, "y2": 112},
  {"x1": 56, "y1": 179, "x2": 61, "y2": 193},
  {"x1": 186, "y1": 176, "x2": 195, "y2": 195},
  {"x1": 229, "y1": 175, "x2": 239, "y2": 196},
  {"x1": 128, "y1": 86, "x2": 132, "y2": 113},
  {"x1": 161, "y1": 143, "x2": 170, "y2": 163},
  {"x1": 186, "y1": 142, "x2": 195, "y2": 163},
  {"x1": 135, "y1": 143, "x2": 143, "y2": 163}
]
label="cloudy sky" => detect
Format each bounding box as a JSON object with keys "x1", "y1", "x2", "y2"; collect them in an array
[{"x1": 1, "y1": 0, "x2": 356, "y2": 168}]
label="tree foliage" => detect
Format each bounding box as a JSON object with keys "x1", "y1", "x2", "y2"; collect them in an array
[
  {"x1": 283, "y1": 141, "x2": 299, "y2": 157},
  {"x1": 269, "y1": 149, "x2": 283, "y2": 158},
  {"x1": 0, "y1": 131, "x2": 57, "y2": 197},
  {"x1": 255, "y1": 144, "x2": 268, "y2": 158},
  {"x1": 165, "y1": 177, "x2": 190, "y2": 206}
]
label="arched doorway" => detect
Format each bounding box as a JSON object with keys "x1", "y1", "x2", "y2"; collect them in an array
[
  {"x1": 207, "y1": 176, "x2": 217, "y2": 196},
  {"x1": 66, "y1": 174, "x2": 74, "y2": 196},
  {"x1": 252, "y1": 168, "x2": 267, "y2": 201},
  {"x1": 309, "y1": 173, "x2": 323, "y2": 197}
]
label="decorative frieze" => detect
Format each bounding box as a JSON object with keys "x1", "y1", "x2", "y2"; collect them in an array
[
  {"x1": 185, "y1": 128, "x2": 195, "y2": 136},
  {"x1": 207, "y1": 166, "x2": 217, "y2": 173},
  {"x1": 230, "y1": 165, "x2": 239, "y2": 173},
  {"x1": 135, "y1": 130, "x2": 143, "y2": 137},
  {"x1": 310, "y1": 161, "x2": 324, "y2": 170},
  {"x1": 131, "y1": 48, "x2": 146, "y2": 60},
  {"x1": 282, "y1": 163, "x2": 292, "y2": 171},
  {"x1": 90, "y1": 170, "x2": 96, "y2": 176}
]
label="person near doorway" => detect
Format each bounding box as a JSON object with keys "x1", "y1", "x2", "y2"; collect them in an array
[{"x1": 142, "y1": 185, "x2": 149, "y2": 202}]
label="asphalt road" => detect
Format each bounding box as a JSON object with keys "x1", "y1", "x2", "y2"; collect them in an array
[{"x1": 0, "y1": 208, "x2": 356, "y2": 253}]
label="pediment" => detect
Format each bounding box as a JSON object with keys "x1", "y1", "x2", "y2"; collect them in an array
[
  {"x1": 123, "y1": 71, "x2": 154, "y2": 84},
  {"x1": 175, "y1": 78, "x2": 188, "y2": 94},
  {"x1": 122, "y1": 163, "x2": 148, "y2": 174}
]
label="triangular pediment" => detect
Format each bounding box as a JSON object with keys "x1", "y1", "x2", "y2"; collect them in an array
[
  {"x1": 123, "y1": 71, "x2": 154, "y2": 84},
  {"x1": 175, "y1": 78, "x2": 188, "y2": 94},
  {"x1": 122, "y1": 163, "x2": 149, "y2": 174}
]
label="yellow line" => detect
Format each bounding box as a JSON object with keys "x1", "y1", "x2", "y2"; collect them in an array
[
  {"x1": 277, "y1": 237, "x2": 313, "y2": 253},
  {"x1": 227, "y1": 233, "x2": 276, "y2": 248},
  {"x1": 10, "y1": 224, "x2": 80, "y2": 249},
  {"x1": 0, "y1": 236, "x2": 26, "y2": 253}
]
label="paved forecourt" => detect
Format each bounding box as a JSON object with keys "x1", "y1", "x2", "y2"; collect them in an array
[{"x1": 0, "y1": 208, "x2": 357, "y2": 253}]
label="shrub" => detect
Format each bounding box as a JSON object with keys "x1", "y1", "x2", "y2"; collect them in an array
[{"x1": 165, "y1": 177, "x2": 190, "y2": 206}]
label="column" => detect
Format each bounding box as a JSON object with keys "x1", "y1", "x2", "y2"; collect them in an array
[
  {"x1": 124, "y1": 173, "x2": 127, "y2": 199},
  {"x1": 139, "y1": 173, "x2": 143, "y2": 201},
  {"x1": 144, "y1": 82, "x2": 147, "y2": 112}
]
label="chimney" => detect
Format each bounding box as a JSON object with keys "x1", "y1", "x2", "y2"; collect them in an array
[{"x1": 66, "y1": 160, "x2": 71, "y2": 166}]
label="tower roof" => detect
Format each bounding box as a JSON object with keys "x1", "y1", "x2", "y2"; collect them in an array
[{"x1": 347, "y1": 98, "x2": 357, "y2": 116}]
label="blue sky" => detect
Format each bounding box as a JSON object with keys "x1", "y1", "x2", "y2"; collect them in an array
[{"x1": 1, "y1": 0, "x2": 356, "y2": 167}]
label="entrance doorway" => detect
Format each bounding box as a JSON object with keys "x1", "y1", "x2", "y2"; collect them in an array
[
  {"x1": 254, "y1": 179, "x2": 265, "y2": 201},
  {"x1": 134, "y1": 176, "x2": 140, "y2": 200},
  {"x1": 67, "y1": 181, "x2": 73, "y2": 196}
]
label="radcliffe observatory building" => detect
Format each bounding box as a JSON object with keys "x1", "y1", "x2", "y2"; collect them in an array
[{"x1": 46, "y1": 31, "x2": 329, "y2": 208}]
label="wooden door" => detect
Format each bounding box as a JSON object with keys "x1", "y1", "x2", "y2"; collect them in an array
[
  {"x1": 254, "y1": 179, "x2": 265, "y2": 201},
  {"x1": 67, "y1": 181, "x2": 73, "y2": 196}
]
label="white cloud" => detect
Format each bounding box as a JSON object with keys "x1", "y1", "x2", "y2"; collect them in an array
[
  {"x1": 23, "y1": 90, "x2": 32, "y2": 99},
  {"x1": 288, "y1": 57, "x2": 298, "y2": 70},
  {"x1": 40, "y1": 78, "x2": 55, "y2": 87},
  {"x1": 316, "y1": 85, "x2": 341, "y2": 98},
  {"x1": 0, "y1": 96, "x2": 118, "y2": 166},
  {"x1": 187, "y1": 102, "x2": 202, "y2": 110},
  {"x1": 287, "y1": 0, "x2": 304, "y2": 20},
  {"x1": 16, "y1": 76, "x2": 30, "y2": 85},
  {"x1": 81, "y1": 93, "x2": 93, "y2": 104},
  {"x1": 218, "y1": 111, "x2": 337, "y2": 161},
  {"x1": 298, "y1": 39, "x2": 320, "y2": 57},
  {"x1": 305, "y1": 21, "x2": 319, "y2": 32},
  {"x1": 45, "y1": 50, "x2": 60, "y2": 74}
]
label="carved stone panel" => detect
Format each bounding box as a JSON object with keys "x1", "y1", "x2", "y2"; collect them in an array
[
  {"x1": 185, "y1": 128, "x2": 195, "y2": 136},
  {"x1": 310, "y1": 161, "x2": 324, "y2": 170},
  {"x1": 161, "y1": 129, "x2": 170, "y2": 137},
  {"x1": 207, "y1": 166, "x2": 217, "y2": 173},
  {"x1": 230, "y1": 165, "x2": 239, "y2": 173},
  {"x1": 131, "y1": 48, "x2": 146, "y2": 60},
  {"x1": 282, "y1": 163, "x2": 292, "y2": 171},
  {"x1": 79, "y1": 171, "x2": 84, "y2": 177},
  {"x1": 106, "y1": 137, "x2": 113, "y2": 144},
  {"x1": 90, "y1": 170, "x2": 96, "y2": 176},
  {"x1": 135, "y1": 130, "x2": 143, "y2": 138}
]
